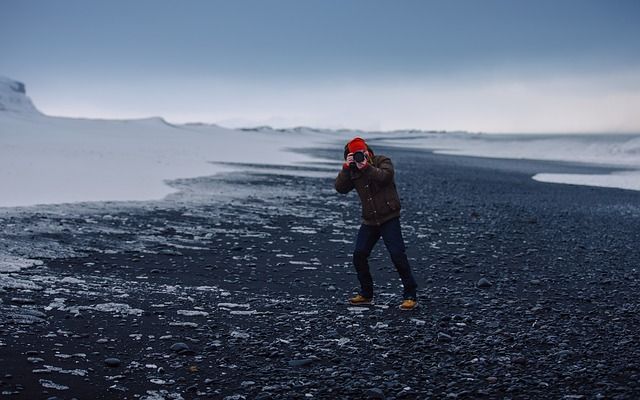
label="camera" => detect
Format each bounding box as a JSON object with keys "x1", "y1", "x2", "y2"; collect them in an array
[{"x1": 349, "y1": 151, "x2": 366, "y2": 170}]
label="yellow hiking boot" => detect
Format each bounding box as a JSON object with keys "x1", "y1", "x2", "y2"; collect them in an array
[
  {"x1": 349, "y1": 294, "x2": 373, "y2": 305},
  {"x1": 399, "y1": 298, "x2": 418, "y2": 311}
]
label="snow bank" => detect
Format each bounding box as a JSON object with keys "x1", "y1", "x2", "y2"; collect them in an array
[
  {"x1": 0, "y1": 111, "x2": 343, "y2": 207},
  {"x1": 374, "y1": 133, "x2": 640, "y2": 169},
  {"x1": 374, "y1": 132, "x2": 640, "y2": 191},
  {"x1": 0, "y1": 76, "x2": 344, "y2": 207}
]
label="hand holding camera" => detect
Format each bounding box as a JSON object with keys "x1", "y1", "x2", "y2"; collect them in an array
[{"x1": 351, "y1": 150, "x2": 368, "y2": 170}]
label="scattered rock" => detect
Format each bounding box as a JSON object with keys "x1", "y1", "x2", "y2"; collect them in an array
[{"x1": 437, "y1": 332, "x2": 453, "y2": 342}]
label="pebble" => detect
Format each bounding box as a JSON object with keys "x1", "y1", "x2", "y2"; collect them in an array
[
  {"x1": 437, "y1": 332, "x2": 453, "y2": 342},
  {"x1": 477, "y1": 278, "x2": 492, "y2": 288},
  {"x1": 104, "y1": 358, "x2": 121, "y2": 368},
  {"x1": 10, "y1": 298, "x2": 36, "y2": 305},
  {"x1": 170, "y1": 342, "x2": 193, "y2": 354},
  {"x1": 288, "y1": 358, "x2": 315, "y2": 367},
  {"x1": 365, "y1": 387, "x2": 385, "y2": 399}
]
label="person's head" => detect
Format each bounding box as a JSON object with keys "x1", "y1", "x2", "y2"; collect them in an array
[{"x1": 343, "y1": 137, "x2": 374, "y2": 160}]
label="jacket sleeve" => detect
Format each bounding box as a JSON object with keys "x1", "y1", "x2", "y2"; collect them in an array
[
  {"x1": 363, "y1": 156, "x2": 394, "y2": 185},
  {"x1": 335, "y1": 168, "x2": 354, "y2": 194}
]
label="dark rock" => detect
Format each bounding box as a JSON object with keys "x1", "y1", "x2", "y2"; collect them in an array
[
  {"x1": 288, "y1": 358, "x2": 314, "y2": 367},
  {"x1": 365, "y1": 388, "x2": 385, "y2": 399},
  {"x1": 104, "y1": 358, "x2": 121, "y2": 367},
  {"x1": 10, "y1": 298, "x2": 35, "y2": 305},
  {"x1": 477, "y1": 278, "x2": 492, "y2": 288},
  {"x1": 170, "y1": 342, "x2": 189, "y2": 352},
  {"x1": 437, "y1": 332, "x2": 453, "y2": 342},
  {"x1": 170, "y1": 342, "x2": 194, "y2": 354}
]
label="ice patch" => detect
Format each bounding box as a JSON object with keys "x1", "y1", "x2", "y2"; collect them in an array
[
  {"x1": 229, "y1": 310, "x2": 258, "y2": 315},
  {"x1": 60, "y1": 276, "x2": 86, "y2": 284},
  {"x1": 218, "y1": 303, "x2": 250, "y2": 308},
  {"x1": 0, "y1": 275, "x2": 42, "y2": 290},
  {"x1": 169, "y1": 322, "x2": 199, "y2": 328},
  {"x1": 177, "y1": 310, "x2": 210, "y2": 317},
  {"x1": 290, "y1": 226, "x2": 318, "y2": 234},
  {"x1": 33, "y1": 365, "x2": 88, "y2": 376},
  {"x1": 0, "y1": 256, "x2": 43, "y2": 272},
  {"x1": 52, "y1": 302, "x2": 144, "y2": 316},
  {"x1": 141, "y1": 390, "x2": 185, "y2": 400},
  {"x1": 90, "y1": 303, "x2": 144, "y2": 316},
  {"x1": 230, "y1": 330, "x2": 250, "y2": 339},
  {"x1": 39, "y1": 379, "x2": 69, "y2": 390}
]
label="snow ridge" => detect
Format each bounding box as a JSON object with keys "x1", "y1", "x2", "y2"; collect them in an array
[{"x1": 0, "y1": 76, "x2": 40, "y2": 115}]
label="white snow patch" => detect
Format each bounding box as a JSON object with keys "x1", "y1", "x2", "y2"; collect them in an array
[
  {"x1": 218, "y1": 303, "x2": 250, "y2": 308},
  {"x1": 230, "y1": 330, "x2": 250, "y2": 339},
  {"x1": 0, "y1": 256, "x2": 43, "y2": 272},
  {"x1": 169, "y1": 322, "x2": 199, "y2": 328},
  {"x1": 60, "y1": 276, "x2": 86, "y2": 284},
  {"x1": 141, "y1": 390, "x2": 185, "y2": 400},
  {"x1": 0, "y1": 275, "x2": 42, "y2": 290},
  {"x1": 90, "y1": 303, "x2": 144, "y2": 316},
  {"x1": 39, "y1": 379, "x2": 69, "y2": 390},
  {"x1": 177, "y1": 310, "x2": 210, "y2": 317},
  {"x1": 33, "y1": 365, "x2": 88, "y2": 376},
  {"x1": 230, "y1": 310, "x2": 259, "y2": 315}
]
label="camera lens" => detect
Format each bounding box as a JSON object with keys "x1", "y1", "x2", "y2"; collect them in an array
[{"x1": 354, "y1": 151, "x2": 365, "y2": 163}]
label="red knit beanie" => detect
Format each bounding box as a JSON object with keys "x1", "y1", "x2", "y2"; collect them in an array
[{"x1": 347, "y1": 137, "x2": 368, "y2": 153}]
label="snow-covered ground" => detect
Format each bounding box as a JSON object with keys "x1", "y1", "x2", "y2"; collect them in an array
[
  {"x1": 374, "y1": 133, "x2": 640, "y2": 191},
  {"x1": 0, "y1": 76, "x2": 348, "y2": 207},
  {"x1": 1, "y1": 74, "x2": 639, "y2": 210}
]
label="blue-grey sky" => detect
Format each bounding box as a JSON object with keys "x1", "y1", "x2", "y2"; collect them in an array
[{"x1": 2, "y1": 0, "x2": 639, "y2": 132}]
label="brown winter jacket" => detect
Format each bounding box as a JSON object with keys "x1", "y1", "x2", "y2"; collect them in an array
[{"x1": 335, "y1": 155, "x2": 402, "y2": 226}]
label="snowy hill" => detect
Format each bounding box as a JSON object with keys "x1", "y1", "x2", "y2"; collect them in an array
[
  {"x1": 0, "y1": 76, "x2": 341, "y2": 207},
  {"x1": 0, "y1": 76, "x2": 41, "y2": 114}
]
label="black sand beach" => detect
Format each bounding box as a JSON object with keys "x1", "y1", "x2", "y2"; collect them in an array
[{"x1": 1, "y1": 146, "x2": 639, "y2": 399}]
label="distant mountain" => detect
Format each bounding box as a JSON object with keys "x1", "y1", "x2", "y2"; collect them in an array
[{"x1": 0, "y1": 76, "x2": 41, "y2": 115}]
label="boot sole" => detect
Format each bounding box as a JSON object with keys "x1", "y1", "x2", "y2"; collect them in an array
[
  {"x1": 399, "y1": 303, "x2": 419, "y2": 311},
  {"x1": 349, "y1": 300, "x2": 373, "y2": 306}
]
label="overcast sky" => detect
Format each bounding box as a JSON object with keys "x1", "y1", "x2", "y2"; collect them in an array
[{"x1": 1, "y1": 0, "x2": 639, "y2": 133}]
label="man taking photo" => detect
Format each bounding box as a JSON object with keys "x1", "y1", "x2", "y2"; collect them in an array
[{"x1": 335, "y1": 137, "x2": 418, "y2": 310}]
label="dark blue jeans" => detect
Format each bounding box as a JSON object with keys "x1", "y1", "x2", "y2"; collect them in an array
[{"x1": 353, "y1": 217, "x2": 418, "y2": 299}]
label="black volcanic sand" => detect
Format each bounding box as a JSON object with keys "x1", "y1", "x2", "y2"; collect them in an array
[{"x1": 1, "y1": 146, "x2": 640, "y2": 400}]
